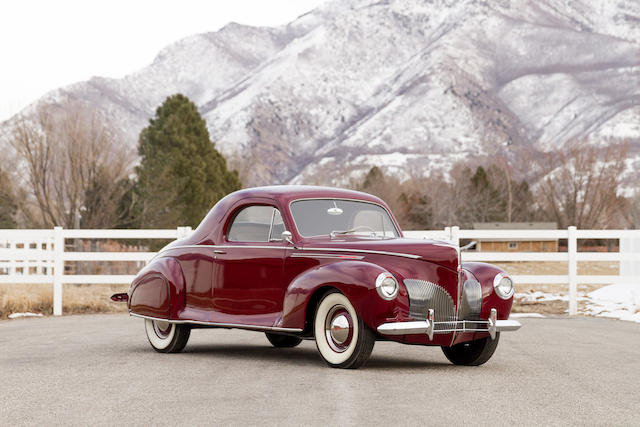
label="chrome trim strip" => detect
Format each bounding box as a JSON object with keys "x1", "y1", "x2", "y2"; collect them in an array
[
  {"x1": 165, "y1": 245, "x2": 290, "y2": 251},
  {"x1": 451, "y1": 251, "x2": 463, "y2": 346},
  {"x1": 301, "y1": 247, "x2": 421, "y2": 259},
  {"x1": 154, "y1": 245, "x2": 291, "y2": 261},
  {"x1": 290, "y1": 253, "x2": 365, "y2": 260},
  {"x1": 155, "y1": 245, "x2": 420, "y2": 260},
  {"x1": 267, "y1": 209, "x2": 275, "y2": 242},
  {"x1": 376, "y1": 317, "x2": 521, "y2": 336},
  {"x1": 151, "y1": 244, "x2": 290, "y2": 263},
  {"x1": 130, "y1": 313, "x2": 303, "y2": 333}
]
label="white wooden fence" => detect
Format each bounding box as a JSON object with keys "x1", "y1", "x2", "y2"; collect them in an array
[
  {"x1": 1, "y1": 226, "x2": 639, "y2": 316},
  {"x1": 0, "y1": 227, "x2": 192, "y2": 316},
  {"x1": 407, "y1": 226, "x2": 640, "y2": 315}
]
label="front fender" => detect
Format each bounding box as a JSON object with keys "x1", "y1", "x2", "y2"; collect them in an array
[
  {"x1": 462, "y1": 262, "x2": 513, "y2": 321},
  {"x1": 279, "y1": 260, "x2": 409, "y2": 332},
  {"x1": 128, "y1": 257, "x2": 186, "y2": 319}
]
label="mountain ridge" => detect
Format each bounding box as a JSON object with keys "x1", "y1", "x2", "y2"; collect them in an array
[{"x1": 2, "y1": 0, "x2": 639, "y2": 186}]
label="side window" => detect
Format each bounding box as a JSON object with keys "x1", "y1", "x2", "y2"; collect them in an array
[
  {"x1": 269, "y1": 209, "x2": 285, "y2": 241},
  {"x1": 227, "y1": 205, "x2": 284, "y2": 242}
]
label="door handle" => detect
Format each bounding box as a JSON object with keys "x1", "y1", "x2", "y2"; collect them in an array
[{"x1": 214, "y1": 250, "x2": 226, "y2": 254}]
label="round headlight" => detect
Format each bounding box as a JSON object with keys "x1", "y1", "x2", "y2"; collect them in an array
[
  {"x1": 375, "y1": 272, "x2": 399, "y2": 300},
  {"x1": 493, "y1": 272, "x2": 514, "y2": 299}
]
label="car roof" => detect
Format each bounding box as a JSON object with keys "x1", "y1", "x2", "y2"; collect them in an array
[
  {"x1": 185, "y1": 185, "x2": 392, "y2": 245},
  {"x1": 226, "y1": 185, "x2": 385, "y2": 205}
]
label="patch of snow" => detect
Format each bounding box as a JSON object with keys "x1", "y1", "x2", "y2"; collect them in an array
[
  {"x1": 8, "y1": 312, "x2": 44, "y2": 319},
  {"x1": 517, "y1": 285, "x2": 640, "y2": 323},
  {"x1": 584, "y1": 284, "x2": 640, "y2": 323}
]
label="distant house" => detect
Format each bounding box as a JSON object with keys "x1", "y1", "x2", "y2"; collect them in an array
[{"x1": 472, "y1": 222, "x2": 558, "y2": 252}]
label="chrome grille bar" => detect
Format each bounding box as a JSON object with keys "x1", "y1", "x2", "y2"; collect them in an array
[{"x1": 403, "y1": 279, "x2": 455, "y2": 322}]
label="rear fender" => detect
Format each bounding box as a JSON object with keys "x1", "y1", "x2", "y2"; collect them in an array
[{"x1": 128, "y1": 257, "x2": 186, "y2": 319}]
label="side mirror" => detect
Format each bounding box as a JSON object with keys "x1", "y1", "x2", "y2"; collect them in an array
[{"x1": 281, "y1": 230, "x2": 297, "y2": 249}]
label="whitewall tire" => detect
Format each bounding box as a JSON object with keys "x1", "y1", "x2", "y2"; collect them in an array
[
  {"x1": 144, "y1": 319, "x2": 191, "y2": 353},
  {"x1": 314, "y1": 291, "x2": 375, "y2": 369}
]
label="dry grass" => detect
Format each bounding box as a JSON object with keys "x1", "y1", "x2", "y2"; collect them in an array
[
  {"x1": 512, "y1": 296, "x2": 601, "y2": 316},
  {"x1": 493, "y1": 261, "x2": 619, "y2": 277},
  {"x1": 0, "y1": 284, "x2": 128, "y2": 319}
]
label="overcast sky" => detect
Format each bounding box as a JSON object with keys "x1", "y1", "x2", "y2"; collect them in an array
[{"x1": 0, "y1": 0, "x2": 326, "y2": 121}]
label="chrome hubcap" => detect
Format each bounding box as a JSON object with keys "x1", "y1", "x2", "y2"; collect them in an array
[
  {"x1": 330, "y1": 314, "x2": 350, "y2": 344},
  {"x1": 324, "y1": 306, "x2": 353, "y2": 352},
  {"x1": 153, "y1": 320, "x2": 171, "y2": 339}
]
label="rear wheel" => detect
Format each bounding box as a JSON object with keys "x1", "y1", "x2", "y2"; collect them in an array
[
  {"x1": 265, "y1": 332, "x2": 302, "y2": 348},
  {"x1": 314, "y1": 291, "x2": 375, "y2": 369},
  {"x1": 144, "y1": 319, "x2": 190, "y2": 353},
  {"x1": 441, "y1": 333, "x2": 500, "y2": 366}
]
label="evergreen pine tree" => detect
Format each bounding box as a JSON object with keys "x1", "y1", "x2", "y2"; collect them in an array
[
  {"x1": 0, "y1": 169, "x2": 17, "y2": 228},
  {"x1": 135, "y1": 94, "x2": 241, "y2": 228},
  {"x1": 361, "y1": 166, "x2": 384, "y2": 190},
  {"x1": 469, "y1": 166, "x2": 506, "y2": 223}
]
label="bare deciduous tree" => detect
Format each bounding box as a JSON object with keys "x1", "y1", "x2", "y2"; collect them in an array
[
  {"x1": 7, "y1": 103, "x2": 134, "y2": 228},
  {"x1": 533, "y1": 140, "x2": 628, "y2": 229},
  {"x1": 621, "y1": 193, "x2": 640, "y2": 229}
]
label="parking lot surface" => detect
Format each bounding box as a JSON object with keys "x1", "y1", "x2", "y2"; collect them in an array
[{"x1": 1, "y1": 314, "x2": 639, "y2": 425}]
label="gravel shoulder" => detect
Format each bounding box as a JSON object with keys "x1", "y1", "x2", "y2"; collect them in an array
[{"x1": 1, "y1": 314, "x2": 639, "y2": 426}]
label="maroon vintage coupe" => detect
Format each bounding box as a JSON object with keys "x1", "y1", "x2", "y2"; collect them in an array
[{"x1": 113, "y1": 186, "x2": 520, "y2": 368}]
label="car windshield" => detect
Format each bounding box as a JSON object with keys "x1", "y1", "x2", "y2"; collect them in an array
[{"x1": 290, "y1": 199, "x2": 399, "y2": 238}]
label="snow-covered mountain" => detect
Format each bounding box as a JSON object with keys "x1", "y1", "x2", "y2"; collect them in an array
[{"x1": 2, "y1": 0, "x2": 639, "y2": 186}]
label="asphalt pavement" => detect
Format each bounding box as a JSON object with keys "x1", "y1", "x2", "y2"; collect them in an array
[{"x1": 1, "y1": 314, "x2": 639, "y2": 426}]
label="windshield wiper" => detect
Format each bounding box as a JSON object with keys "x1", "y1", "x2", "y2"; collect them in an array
[
  {"x1": 330, "y1": 226, "x2": 377, "y2": 238},
  {"x1": 330, "y1": 229, "x2": 353, "y2": 237}
]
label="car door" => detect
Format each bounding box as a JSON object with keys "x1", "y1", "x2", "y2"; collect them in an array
[{"x1": 212, "y1": 204, "x2": 287, "y2": 326}]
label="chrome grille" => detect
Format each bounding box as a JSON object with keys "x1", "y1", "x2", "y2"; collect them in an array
[{"x1": 403, "y1": 279, "x2": 455, "y2": 324}]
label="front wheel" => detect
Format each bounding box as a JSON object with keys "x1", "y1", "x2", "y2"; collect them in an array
[
  {"x1": 441, "y1": 333, "x2": 500, "y2": 366},
  {"x1": 314, "y1": 291, "x2": 375, "y2": 369},
  {"x1": 144, "y1": 319, "x2": 191, "y2": 353}
]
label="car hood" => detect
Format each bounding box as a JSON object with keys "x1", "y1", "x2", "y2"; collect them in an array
[{"x1": 301, "y1": 237, "x2": 459, "y2": 272}]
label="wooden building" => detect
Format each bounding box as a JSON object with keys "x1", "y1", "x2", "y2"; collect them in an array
[{"x1": 472, "y1": 222, "x2": 558, "y2": 252}]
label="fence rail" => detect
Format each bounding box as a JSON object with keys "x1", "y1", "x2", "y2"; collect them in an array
[
  {"x1": 1, "y1": 226, "x2": 639, "y2": 316},
  {"x1": 0, "y1": 227, "x2": 192, "y2": 315}
]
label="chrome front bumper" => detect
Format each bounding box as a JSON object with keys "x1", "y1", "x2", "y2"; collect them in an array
[{"x1": 377, "y1": 308, "x2": 521, "y2": 340}]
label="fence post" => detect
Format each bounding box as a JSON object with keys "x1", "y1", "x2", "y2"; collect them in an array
[
  {"x1": 53, "y1": 226, "x2": 64, "y2": 316},
  {"x1": 451, "y1": 226, "x2": 460, "y2": 247},
  {"x1": 7, "y1": 240, "x2": 15, "y2": 276},
  {"x1": 176, "y1": 226, "x2": 192, "y2": 239},
  {"x1": 568, "y1": 226, "x2": 577, "y2": 316}
]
